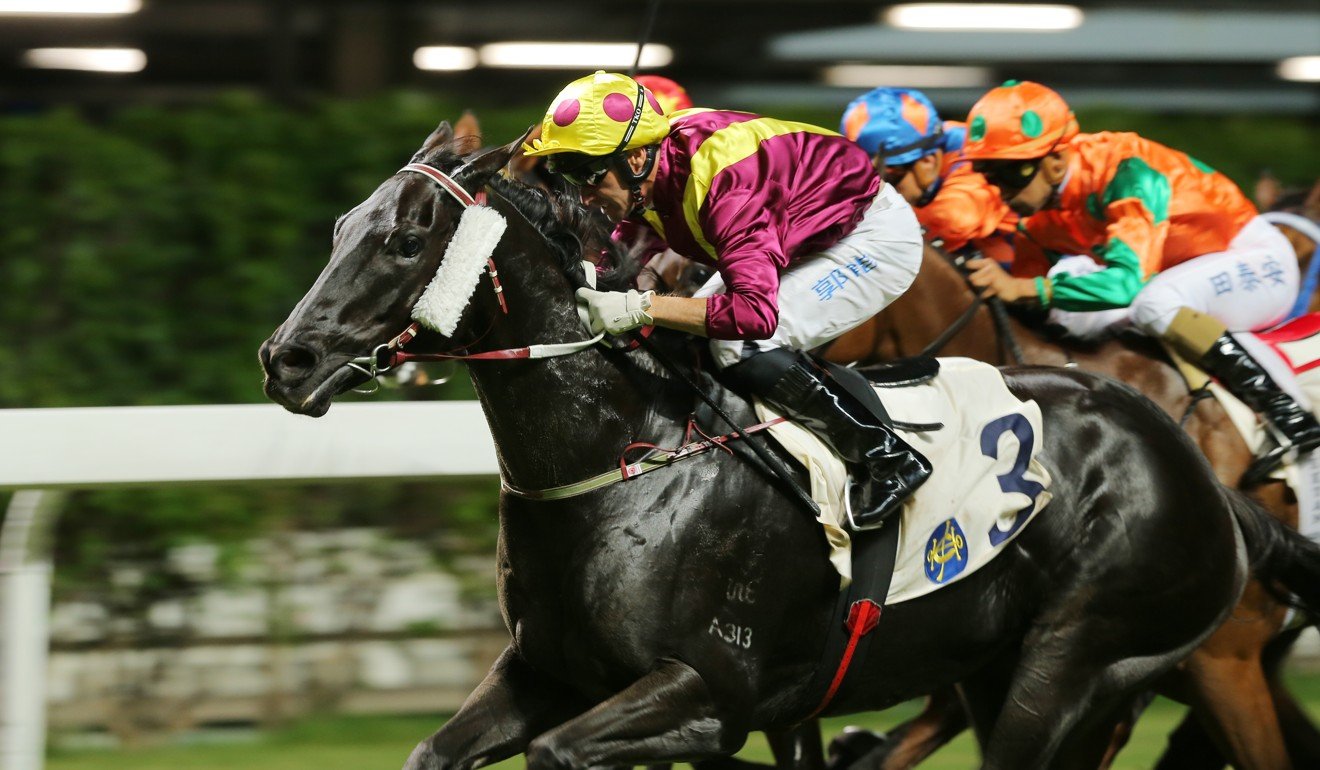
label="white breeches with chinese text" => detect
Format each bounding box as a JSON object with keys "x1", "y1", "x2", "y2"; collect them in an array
[
  {"x1": 695, "y1": 183, "x2": 924, "y2": 369},
  {"x1": 1048, "y1": 216, "x2": 1299, "y2": 339}
]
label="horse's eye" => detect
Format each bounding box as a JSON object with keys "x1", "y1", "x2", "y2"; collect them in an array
[{"x1": 399, "y1": 235, "x2": 424, "y2": 258}]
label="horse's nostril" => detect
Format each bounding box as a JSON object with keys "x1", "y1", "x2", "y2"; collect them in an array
[{"x1": 268, "y1": 344, "x2": 319, "y2": 383}]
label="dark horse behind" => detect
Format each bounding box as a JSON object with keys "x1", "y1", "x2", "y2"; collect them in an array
[{"x1": 260, "y1": 123, "x2": 1320, "y2": 769}]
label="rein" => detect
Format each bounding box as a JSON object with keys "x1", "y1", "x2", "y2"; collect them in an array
[
  {"x1": 502, "y1": 415, "x2": 787, "y2": 501},
  {"x1": 921, "y1": 246, "x2": 1025, "y2": 365}
]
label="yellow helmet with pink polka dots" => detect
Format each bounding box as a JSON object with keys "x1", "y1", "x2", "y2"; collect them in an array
[{"x1": 523, "y1": 71, "x2": 671, "y2": 158}]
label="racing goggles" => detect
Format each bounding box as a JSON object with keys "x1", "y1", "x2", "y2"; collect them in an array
[
  {"x1": 972, "y1": 158, "x2": 1043, "y2": 194},
  {"x1": 547, "y1": 153, "x2": 615, "y2": 187},
  {"x1": 881, "y1": 163, "x2": 915, "y2": 187}
]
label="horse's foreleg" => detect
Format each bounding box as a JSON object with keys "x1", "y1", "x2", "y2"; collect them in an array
[
  {"x1": 1152, "y1": 714, "x2": 1227, "y2": 770},
  {"x1": 403, "y1": 646, "x2": 589, "y2": 770},
  {"x1": 767, "y1": 722, "x2": 826, "y2": 770},
  {"x1": 878, "y1": 687, "x2": 969, "y2": 770},
  {"x1": 1273, "y1": 681, "x2": 1320, "y2": 766},
  {"x1": 684, "y1": 723, "x2": 823, "y2": 770},
  {"x1": 1182, "y1": 651, "x2": 1291, "y2": 770},
  {"x1": 1263, "y1": 630, "x2": 1320, "y2": 766},
  {"x1": 822, "y1": 688, "x2": 968, "y2": 770},
  {"x1": 976, "y1": 620, "x2": 1188, "y2": 770},
  {"x1": 523, "y1": 658, "x2": 749, "y2": 770}
]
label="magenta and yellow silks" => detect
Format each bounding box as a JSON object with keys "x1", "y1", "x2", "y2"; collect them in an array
[{"x1": 616, "y1": 110, "x2": 879, "y2": 340}]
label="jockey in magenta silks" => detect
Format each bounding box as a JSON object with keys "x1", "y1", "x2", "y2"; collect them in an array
[
  {"x1": 840, "y1": 86, "x2": 1017, "y2": 263},
  {"x1": 960, "y1": 80, "x2": 1320, "y2": 481},
  {"x1": 523, "y1": 71, "x2": 929, "y2": 527}
]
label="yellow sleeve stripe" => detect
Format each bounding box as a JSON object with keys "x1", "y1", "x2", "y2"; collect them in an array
[
  {"x1": 642, "y1": 209, "x2": 666, "y2": 239},
  {"x1": 681, "y1": 118, "x2": 838, "y2": 259}
]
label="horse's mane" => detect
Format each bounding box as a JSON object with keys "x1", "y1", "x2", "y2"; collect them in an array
[{"x1": 424, "y1": 147, "x2": 640, "y2": 293}]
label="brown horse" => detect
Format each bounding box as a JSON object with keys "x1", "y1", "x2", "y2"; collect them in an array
[
  {"x1": 1262, "y1": 179, "x2": 1320, "y2": 317},
  {"x1": 816, "y1": 243, "x2": 1319, "y2": 770}
]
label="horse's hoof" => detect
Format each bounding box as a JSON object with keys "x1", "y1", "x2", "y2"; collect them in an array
[
  {"x1": 402, "y1": 741, "x2": 447, "y2": 770},
  {"x1": 525, "y1": 738, "x2": 580, "y2": 770},
  {"x1": 826, "y1": 727, "x2": 888, "y2": 770}
]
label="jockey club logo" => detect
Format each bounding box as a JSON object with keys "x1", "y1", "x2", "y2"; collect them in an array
[{"x1": 924, "y1": 518, "x2": 969, "y2": 584}]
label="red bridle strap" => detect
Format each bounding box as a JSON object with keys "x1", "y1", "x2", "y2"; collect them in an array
[
  {"x1": 347, "y1": 163, "x2": 644, "y2": 383},
  {"x1": 399, "y1": 162, "x2": 477, "y2": 207},
  {"x1": 398, "y1": 162, "x2": 507, "y2": 315}
]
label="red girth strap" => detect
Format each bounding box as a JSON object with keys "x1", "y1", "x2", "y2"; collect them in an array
[{"x1": 806, "y1": 599, "x2": 882, "y2": 719}]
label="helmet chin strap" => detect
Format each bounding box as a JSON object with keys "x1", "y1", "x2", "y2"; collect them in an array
[
  {"x1": 615, "y1": 145, "x2": 658, "y2": 217},
  {"x1": 602, "y1": 83, "x2": 660, "y2": 218},
  {"x1": 915, "y1": 175, "x2": 944, "y2": 207}
]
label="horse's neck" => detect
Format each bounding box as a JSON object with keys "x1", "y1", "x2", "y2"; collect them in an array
[{"x1": 463, "y1": 217, "x2": 679, "y2": 492}]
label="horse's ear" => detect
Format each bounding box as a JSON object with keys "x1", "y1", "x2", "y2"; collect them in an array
[
  {"x1": 1305, "y1": 179, "x2": 1320, "y2": 219},
  {"x1": 454, "y1": 111, "x2": 480, "y2": 140},
  {"x1": 411, "y1": 121, "x2": 454, "y2": 163},
  {"x1": 456, "y1": 125, "x2": 536, "y2": 183},
  {"x1": 452, "y1": 111, "x2": 483, "y2": 155},
  {"x1": 1254, "y1": 171, "x2": 1282, "y2": 211},
  {"x1": 507, "y1": 124, "x2": 543, "y2": 177}
]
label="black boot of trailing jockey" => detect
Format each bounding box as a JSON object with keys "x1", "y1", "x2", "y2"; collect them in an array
[
  {"x1": 1200, "y1": 333, "x2": 1320, "y2": 485},
  {"x1": 726, "y1": 349, "x2": 932, "y2": 528}
]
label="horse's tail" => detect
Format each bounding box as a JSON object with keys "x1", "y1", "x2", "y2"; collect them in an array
[{"x1": 1228, "y1": 487, "x2": 1320, "y2": 619}]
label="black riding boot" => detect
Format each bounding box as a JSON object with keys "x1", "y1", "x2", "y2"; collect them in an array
[
  {"x1": 1200, "y1": 333, "x2": 1320, "y2": 484},
  {"x1": 729, "y1": 349, "x2": 931, "y2": 528}
]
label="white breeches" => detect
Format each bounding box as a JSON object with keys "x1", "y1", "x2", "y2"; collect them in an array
[
  {"x1": 696, "y1": 184, "x2": 924, "y2": 369},
  {"x1": 1048, "y1": 216, "x2": 1299, "y2": 339}
]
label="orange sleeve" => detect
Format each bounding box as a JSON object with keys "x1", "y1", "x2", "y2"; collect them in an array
[
  {"x1": 1009, "y1": 234, "x2": 1053, "y2": 278},
  {"x1": 974, "y1": 235, "x2": 1015, "y2": 265},
  {"x1": 917, "y1": 168, "x2": 1013, "y2": 252}
]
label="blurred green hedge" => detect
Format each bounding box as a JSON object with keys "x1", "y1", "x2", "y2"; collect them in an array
[
  {"x1": 1, "y1": 93, "x2": 1315, "y2": 579},
  {"x1": 1, "y1": 93, "x2": 541, "y2": 409},
  {"x1": 0, "y1": 93, "x2": 539, "y2": 581}
]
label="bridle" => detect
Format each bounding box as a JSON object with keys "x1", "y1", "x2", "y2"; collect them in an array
[
  {"x1": 916, "y1": 245, "x2": 1025, "y2": 365},
  {"x1": 344, "y1": 161, "x2": 611, "y2": 390}
]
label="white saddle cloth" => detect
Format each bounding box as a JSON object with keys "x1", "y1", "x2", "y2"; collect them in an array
[{"x1": 755, "y1": 357, "x2": 1053, "y2": 604}]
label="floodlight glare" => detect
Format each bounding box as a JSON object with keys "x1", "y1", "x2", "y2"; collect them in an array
[
  {"x1": 1278, "y1": 56, "x2": 1320, "y2": 83},
  {"x1": 884, "y1": 4, "x2": 1084, "y2": 31},
  {"x1": 479, "y1": 42, "x2": 673, "y2": 69},
  {"x1": 413, "y1": 47, "x2": 478, "y2": 72},
  {"x1": 0, "y1": 0, "x2": 140, "y2": 15},
  {"x1": 22, "y1": 48, "x2": 146, "y2": 73},
  {"x1": 823, "y1": 64, "x2": 992, "y2": 89}
]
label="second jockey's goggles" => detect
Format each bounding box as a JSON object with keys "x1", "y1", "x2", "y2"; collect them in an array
[
  {"x1": 972, "y1": 130, "x2": 1065, "y2": 195},
  {"x1": 972, "y1": 158, "x2": 1042, "y2": 193},
  {"x1": 547, "y1": 152, "x2": 615, "y2": 187}
]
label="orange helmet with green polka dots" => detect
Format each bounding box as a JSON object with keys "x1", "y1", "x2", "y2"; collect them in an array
[
  {"x1": 961, "y1": 81, "x2": 1079, "y2": 161},
  {"x1": 523, "y1": 71, "x2": 671, "y2": 159}
]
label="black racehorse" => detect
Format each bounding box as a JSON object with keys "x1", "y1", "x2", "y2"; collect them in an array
[{"x1": 260, "y1": 123, "x2": 1320, "y2": 770}]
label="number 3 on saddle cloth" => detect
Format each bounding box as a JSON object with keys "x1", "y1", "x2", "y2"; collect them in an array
[{"x1": 755, "y1": 357, "x2": 1054, "y2": 599}]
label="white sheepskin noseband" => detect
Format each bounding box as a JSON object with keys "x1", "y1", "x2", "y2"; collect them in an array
[{"x1": 411, "y1": 204, "x2": 507, "y2": 336}]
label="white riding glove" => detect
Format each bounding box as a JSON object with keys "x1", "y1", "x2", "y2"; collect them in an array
[{"x1": 575, "y1": 288, "x2": 655, "y2": 335}]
